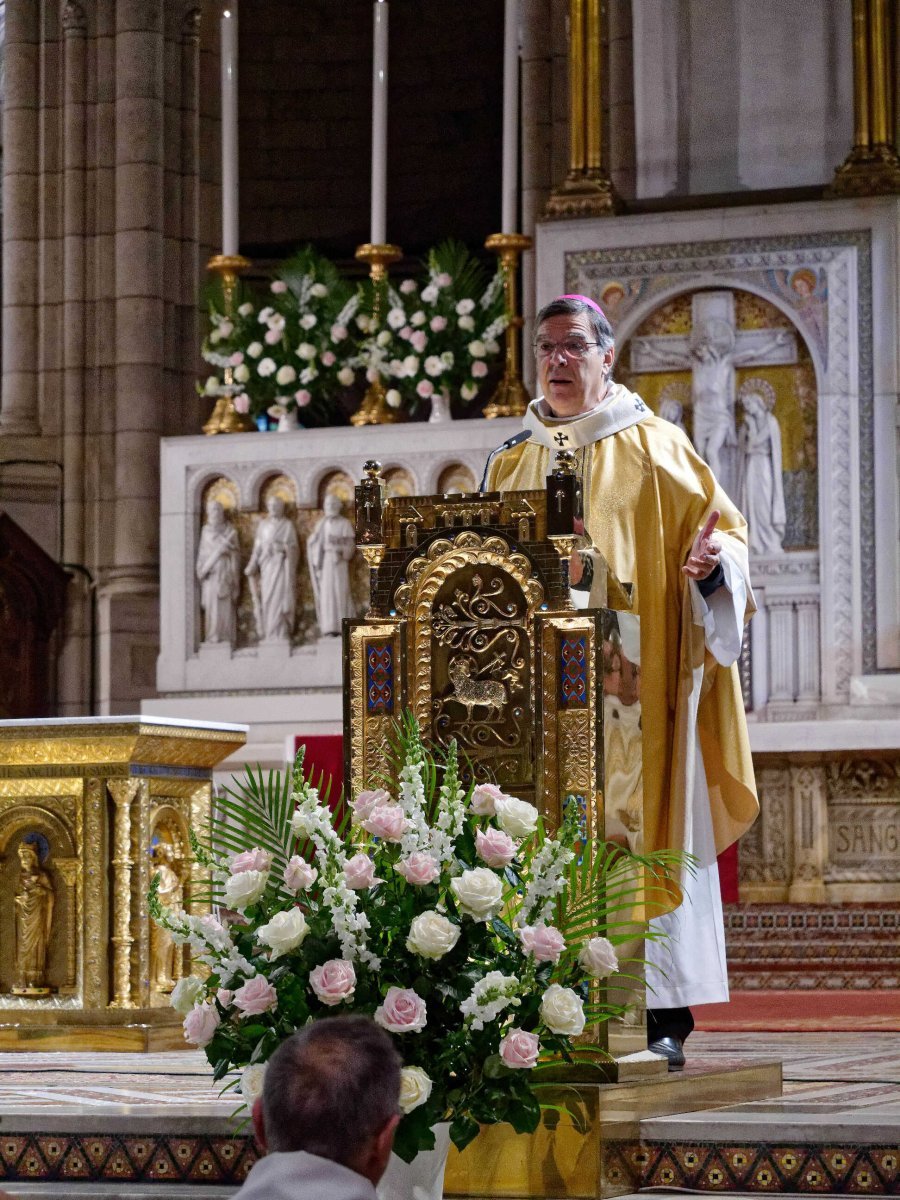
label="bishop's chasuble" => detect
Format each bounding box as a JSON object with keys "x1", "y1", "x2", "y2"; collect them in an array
[{"x1": 485, "y1": 386, "x2": 759, "y2": 1003}]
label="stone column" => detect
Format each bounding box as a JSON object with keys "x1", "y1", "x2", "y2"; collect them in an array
[
  {"x1": 1, "y1": 0, "x2": 42, "y2": 433},
  {"x1": 795, "y1": 597, "x2": 821, "y2": 704},
  {"x1": 788, "y1": 764, "x2": 828, "y2": 903},
  {"x1": 767, "y1": 597, "x2": 795, "y2": 703}
]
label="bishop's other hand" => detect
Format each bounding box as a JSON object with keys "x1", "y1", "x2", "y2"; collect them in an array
[{"x1": 683, "y1": 510, "x2": 722, "y2": 581}]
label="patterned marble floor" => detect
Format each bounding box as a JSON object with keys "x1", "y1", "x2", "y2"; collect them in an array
[{"x1": 0, "y1": 1033, "x2": 897, "y2": 1195}]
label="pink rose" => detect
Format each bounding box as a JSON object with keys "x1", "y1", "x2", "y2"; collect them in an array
[
  {"x1": 416, "y1": 379, "x2": 434, "y2": 399},
  {"x1": 500, "y1": 1027, "x2": 540, "y2": 1069},
  {"x1": 396, "y1": 852, "x2": 440, "y2": 886},
  {"x1": 309, "y1": 959, "x2": 357, "y2": 1006},
  {"x1": 435, "y1": 272, "x2": 452, "y2": 287},
  {"x1": 400, "y1": 325, "x2": 413, "y2": 340},
  {"x1": 475, "y1": 827, "x2": 516, "y2": 868},
  {"x1": 233, "y1": 975, "x2": 278, "y2": 1016},
  {"x1": 519, "y1": 923, "x2": 566, "y2": 964},
  {"x1": 231, "y1": 848, "x2": 272, "y2": 874},
  {"x1": 183, "y1": 1002, "x2": 220, "y2": 1048},
  {"x1": 429, "y1": 316, "x2": 447, "y2": 332},
  {"x1": 294, "y1": 388, "x2": 312, "y2": 407},
  {"x1": 470, "y1": 783, "x2": 506, "y2": 816},
  {"x1": 374, "y1": 986, "x2": 427, "y2": 1034},
  {"x1": 363, "y1": 804, "x2": 410, "y2": 843},
  {"x1": 284, "y1": 855, "x2": 317, "y2": 892},
  {"x1": 366, "y1": 367, "x2": 379, "y2": 383},
  {"x1": 472, "y1": 360, "x2": 489, "y2": 378},
  {"x1": 264, "y1": 328, "x2": 281, "y2": 344},
  {"x1": 321, "y1": 350, "x2": 336, "y2": 366},
  {"x1": 410, "y1": 330, "x2": 427, "y2": 353},
  {"x1": 233, "y1": 393, "x2": 250, "y2": 414},
  {"x1": 352, "y1": 788, "x2": 390, "y2": 823},
  {"x1": 343, "y1": 852, "x2": 381, "y2": 890},
  {"x1": 331, "y1": 324, "x2": 348, "y2": 341},
  {"x1": 229, "y1": 351, "x2": 244, "y2": 366},
  {"x1": 270, "y1": 279, "x2": 288, "y2": 294},
  {"x1": 216, "y1": 988, "x2": 234, "y2": 1008}
]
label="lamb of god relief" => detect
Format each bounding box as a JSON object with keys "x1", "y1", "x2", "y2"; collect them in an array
[{"x1": 617, "y1": 287, "x2": 819, "y2": 555}]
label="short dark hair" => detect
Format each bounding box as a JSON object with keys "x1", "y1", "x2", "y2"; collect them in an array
[
  {"x1": 261, "y1": 1017, "x2": 401, "y2": 1163},
  {"x1": 535, "y1": 296, "x2": 615, "y2": 354}
]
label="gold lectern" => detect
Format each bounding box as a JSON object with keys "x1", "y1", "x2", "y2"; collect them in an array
[{"x1": 0, "y1": 716, "x2": 246, "y2": 1051}]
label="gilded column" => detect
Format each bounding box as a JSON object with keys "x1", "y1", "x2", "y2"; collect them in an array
[
  {"x1": 829, "y1": 0, "x2": 900, "y2": 195},
  {"x1": 545, "y1": 0, "x2": 620, "y2": 217},
  {"x1": 108, "y1": 778, "x2": 140, "y2": 1008},
  {"x1": 0, "y1": 0, "x2": 42, "y2": 433}
]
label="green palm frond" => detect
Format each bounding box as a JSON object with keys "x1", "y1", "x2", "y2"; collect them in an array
[
  {"x1": 427, "y1": 238, "x2": 491, "y2": 299},
  {"x1": 560, "y1": 844, "x2": 691, "y2": 943},
  {"x1": 278, "y1": 244, "x2": 353, "y2": 306}
]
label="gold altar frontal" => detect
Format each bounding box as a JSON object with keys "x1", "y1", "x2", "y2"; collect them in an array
[{"x1": 0, "y1": 716, "x2": 246, "y2": 1052}]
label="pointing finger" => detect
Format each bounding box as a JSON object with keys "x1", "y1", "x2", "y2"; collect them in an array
[{"x1": 698, "y1": 510, "x2": 720, "y2": 546}]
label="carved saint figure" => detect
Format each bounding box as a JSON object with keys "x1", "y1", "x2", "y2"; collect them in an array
[
  {"x1": 244, "y1": 495, "x2": 300, "y2": 641},
  {"x1": 738, "y1": 384, "x2": 786, "y2": 556},
  {"x1": 196, "y1": 499, "x2": 241, "y2": 644},
  {"x1": 149, "y1": 839, "x2": 183, "y2": 993},
  {"x1": 14, "y1": 838, "x2": 55, "y2": 994},
  {"x1": 307, "y1": 493, "x2": 357, "y2": 636},
  {"x1": 658, "y1": 397, "x2": 689, "y2": 440}
]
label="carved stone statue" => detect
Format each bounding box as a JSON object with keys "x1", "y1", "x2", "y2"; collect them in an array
[
  {"x1": 658, "y1": 397, "x2": 689, "y2": 439},
  {"x1": 13, "y1": 838, "x2": 55, "y2": 994},
  {"x1": 244, "y1": 495, "x2": 300, "y2": 642},
  {"x1": 149, "y1": 839, "x2": 183, "y2": 993},
  {"x1": 307, "y1": 493, "x2": 357, "y2": 636},
  {"x1": 738, "y1": 382, "x2": 786, "y2": 555},
  {"x1": 196, "y1": 499, "x2": 241, "y2": 645}
]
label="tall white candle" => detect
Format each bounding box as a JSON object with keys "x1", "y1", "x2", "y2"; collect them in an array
[
  {"x1": 501, "y1": 0, "x2": 520, "y2": 233},
  {"x1": 370, "y1": 0, "x2": 389, "y2": 245},
  {"x1": 221, "y1": 6, "x2": 239, "y2": 256}
]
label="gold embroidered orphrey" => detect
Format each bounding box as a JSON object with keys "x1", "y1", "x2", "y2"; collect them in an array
[{"x1": 0, "y1": 719, "x2": 245, "y2": 1050}]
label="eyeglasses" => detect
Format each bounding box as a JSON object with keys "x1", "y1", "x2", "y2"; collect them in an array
[{"x1": 533, "y1": 338, "x2": 602, "y2": 360}]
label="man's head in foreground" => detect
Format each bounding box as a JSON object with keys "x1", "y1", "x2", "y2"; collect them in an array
[{"x1": 253, "y1": 1016, "x2": 402, "y2": 1187}]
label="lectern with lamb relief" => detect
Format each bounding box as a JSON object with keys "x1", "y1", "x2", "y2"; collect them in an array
[{"x1": 344, "y1": 458, "x2": 649, "y2": 1054}]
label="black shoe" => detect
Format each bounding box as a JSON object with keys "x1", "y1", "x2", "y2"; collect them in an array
[{"x1": 648, "y1": 1035, "x2": 685, "y2": 1070}]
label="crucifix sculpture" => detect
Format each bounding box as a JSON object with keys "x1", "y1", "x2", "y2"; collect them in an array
[{"x1": 628, "y1": 291, "x2": 797, "y2": 497}]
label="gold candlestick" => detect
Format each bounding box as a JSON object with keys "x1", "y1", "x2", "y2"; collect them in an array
[
  {"x1": 202, "y1": 253, "x2": 256, "y2": 435},
  {"x1": 483, "y1": 232, "x2": 533, "y2": 419},
  {"x1": 350, "y1": 243, "x2": 404, "y2": 426}
]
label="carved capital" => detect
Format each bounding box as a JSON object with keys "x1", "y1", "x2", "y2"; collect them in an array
[{"x1": 61, "y1": 0, "x2": 87, "y2": 33}]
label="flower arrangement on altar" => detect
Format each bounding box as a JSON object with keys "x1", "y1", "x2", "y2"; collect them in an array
[
  {"x1": 353, "y1": 240, "x2": 507, "y2": 416},
  {"x1": 201, "y1": 247, "x2": 359, "y2": 427},
  {"x1": 149, "y1": 717, "x2": 678, "y2": 1162}
]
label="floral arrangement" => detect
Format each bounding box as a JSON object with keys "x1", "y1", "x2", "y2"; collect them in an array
[
  {"x1": 201, "y1": 247, "x2": 359, "y2": 426},
  {"x1": 353, "y1": 240, "x2": 507, "y2": 415},
  {"x1": 150, "y1": 717, "x2": 677, "y2": 1162}
]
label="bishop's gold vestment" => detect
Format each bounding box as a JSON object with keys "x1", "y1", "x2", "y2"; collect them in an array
[{"x1": 485, "y1": 388, "x2": 759, "y2": 916}]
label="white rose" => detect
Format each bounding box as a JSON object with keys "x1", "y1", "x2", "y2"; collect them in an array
[
  {"x1": 376, "y1": 329, "x2": 392, "y2": 347},
  {"x1": 240, "y1": 1063, "x2": 267, "y2": 1102},
  {"x1": 337, "y1": 366, "x2": 355, "y2": 386},
  {"x1": 258, "y1": 306, "x2": 274, "y2": 324},
  {"x1": 223, "y1": 868, "x2": 268, "y2": 910},
  {"x1": 399, "y1": 1066, "x2": 433, "y2": 1114},
  {"x1": 275, "y1": 364, "x2": 297, "y2": 386},
  {"x1": 238, "y1": 302, "x2": 254, "y2": 316},
  {"x1": 387, "y1": 307, "x2": 407, "y2": 329},
  {"x1": 424, "y1": 355, "x2": 444, "y2": 377},
  {"x1": 441, "y1": 350, "x2": 454, "y2": 366},
  {"x1": 493, "y1": 796, "x2": 539, "y2": 838},
  {"x1": 257, "y1": 357, "x2": 276, "y2": 377},
  {"x1": 402, "y1": 354, "x2": 419, "y2": 374},
  {"x1": 203, "y1": 375, "x2": 219, "y2": 395},
  {"x1": 451, "y1": 866, "x2": 503, "y2": 921},
  {"x1": 406, "y1": 911, "x2": 461, "y2": 959},
  {"x1": 456, "y1": 298, "x2": 475, "y2": 315},
  {"x1": 386, "y1": 389, "x2": 403, "y2": 408},
  {"x1": 234, "y1": 363, "x2": 250, "y2": 383},
  {"x1": 461, "y1": 382, "x2": 478, "y2": 401},
  {"x1": 310, "y1": 282, "x2": 328, "y2": 298},
  {"x1": 458, "y1": 314, "x2": 475, "y2": 331},
  {"x1": 257, "y1": 908, "x2": 309, "y2": 959},
  {"x1": 540, "y1": 984, "x2": 586, "y2": 1036},
  {"x1": 296, "y1": 342, "x2": 317, "y2": 361},
  {"x1": 410, "y1": 311, "x2": 426, "y2": 327},
  {"x1": 268, "y1": 312, "x2": 286, "y2": 332},
  {"x1": 468, "y1": 339, "x2": 487, "y2": 358},
  {"x1": 421, "y1": 284, "x2": 439, "y2": 303},
  {"x1": 300, "y1": 313, "x2": 317, "y2": 329},
  {"x1": 247, "y1": 341, "x2": 263, "y2": 358},
  {"x1": 578, "y1": 936, "x2": 619, "y2": 979},
  {"x1": 170, "y1": 975, "x2": 205, "y2": 1015}
]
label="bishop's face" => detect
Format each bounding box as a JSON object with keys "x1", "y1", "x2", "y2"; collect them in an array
[{"x1": 535, "y1": 313, "x2": 614, "y2": 420}]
